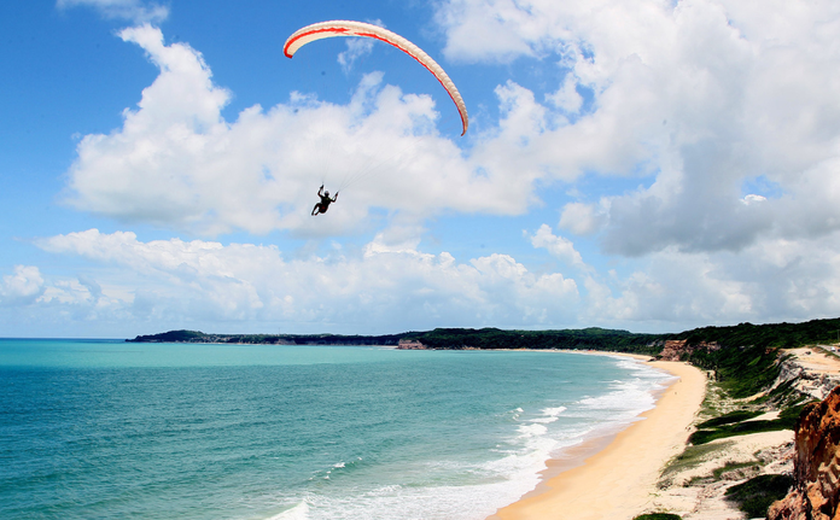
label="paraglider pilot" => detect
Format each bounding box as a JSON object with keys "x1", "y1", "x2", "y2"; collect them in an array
[{"x1": 311, "y1": 185, "x2": 338, "y2": 216}]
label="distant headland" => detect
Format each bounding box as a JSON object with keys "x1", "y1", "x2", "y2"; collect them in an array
[
  {"x1": 127, "y1": 317, "x2": 840, "y2": 356},
  {"x1": 126, "y1": 326, "x2": 663, "y2": 352}
]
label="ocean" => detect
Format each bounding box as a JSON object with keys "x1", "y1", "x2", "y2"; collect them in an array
[{"x1": 0, "y1": 339, "x2": 674, "y2": 520}]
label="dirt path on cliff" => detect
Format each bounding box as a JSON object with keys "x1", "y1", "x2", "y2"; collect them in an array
[{"x1": 785, "y1": 346, "x2": 840, "y2": 376}]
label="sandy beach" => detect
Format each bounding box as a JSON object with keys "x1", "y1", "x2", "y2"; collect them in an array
[{"x1": 488, "y1": 359, "x2": 706, "y2": 520}]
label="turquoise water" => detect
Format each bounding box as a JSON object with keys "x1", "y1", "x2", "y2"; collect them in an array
[{"x1": 0, "y1": 339, "x2": 673, "y2": 520}]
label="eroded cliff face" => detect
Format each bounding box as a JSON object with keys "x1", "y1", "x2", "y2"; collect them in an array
[
  {"x1": 773, "y1": 352, "x2": 840, "y2": 401},
  {"x1": 396, "y1": 339, "x2": 428, "y2": 350},
  {"x1": 769, "y1": 385, "x2": 840, "y2": 520},
  {"x1": 656, "y1": 339, "x2": 721, "y2": 362}
]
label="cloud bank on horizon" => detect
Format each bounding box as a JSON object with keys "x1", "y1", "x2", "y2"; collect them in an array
[{"x1": 4, "y1": 0, "x2": 840, "y2": 337}]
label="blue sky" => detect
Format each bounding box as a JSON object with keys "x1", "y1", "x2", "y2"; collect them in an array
[{"x1": 3, "y1": 0, "x2": 840, "y2": 338}]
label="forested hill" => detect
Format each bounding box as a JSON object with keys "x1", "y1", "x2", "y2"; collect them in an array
[
  {"x1": 126, "y1": 327, "x2": 662, "y2": 351},
  {"x1": 673, "y1": 318, "x2": 840, "y2": 349},
  {"x1": 126, "y1": 317, "x2": 840, "y2": 354},
  {"x1": 398, "y1": 328, "x2": 663, "y2": 353},
  {"x1": 125, "y1": 329, "x2": 409, "y2": 346}
]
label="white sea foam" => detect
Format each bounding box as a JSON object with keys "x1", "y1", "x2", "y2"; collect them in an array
[
  {"x1": 529, "y1": 405, "x2": 567, "y2": 424},
  {"x1": 289, "y1": 475, "x2": 543, "y2": 520},
  {"x1": 517, "y1": 423, "x2": 548, "y2": 438},
  {"x1": 265, "y1": 501, "x2": 309, "y2": 520},
  {"x1": 542, "y1": 405, "x2": 568, "y2": 417},
  {"x1": 277, "y1": 436, "x2": 558, "y2": 520},
  {"x1": 541, "y1": 357, "x2": 678, "y2": 455}
]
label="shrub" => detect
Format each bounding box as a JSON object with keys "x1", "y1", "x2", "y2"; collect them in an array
[
  {"x1": 696, "y1": 410, "x2": 762, "y2": 428},
  {"x1": 724, "y1": 474, "x2": 794, "y2": 518},
  {"x1": 689, "y1": 419, "x2": 789, "y2": 445}
]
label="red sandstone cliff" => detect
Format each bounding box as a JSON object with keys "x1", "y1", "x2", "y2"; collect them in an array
[
  {"x1": 769, "y1": 385, "x2": 840, "y2": 520},
  {"x1": 396, "y1": 339, "x2": 428, "y2": 350},
  {"x1": 656, "y1": 339, "x2": 720, "y2": 361}
]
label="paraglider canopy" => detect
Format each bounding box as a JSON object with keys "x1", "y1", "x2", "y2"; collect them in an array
[{"x1": 284, "y1": 20, "x2": 469, "y2": 136}]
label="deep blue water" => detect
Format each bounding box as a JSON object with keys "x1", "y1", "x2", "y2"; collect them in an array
[{"x1": 0, "y1": 339, "x2": 672, "y2": 519}]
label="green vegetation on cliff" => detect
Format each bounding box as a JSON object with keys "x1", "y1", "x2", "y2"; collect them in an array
[
  {"x1": 688, "y1": 402, "x2": 813, "y2": 445},
  {"x1": 674, "y1": 318, "x2": 840, "y2": 349},
  {"x1": 401, "y1": 327, "x2": 662, "y2": 353},
  {"x1": 675, "y1": 318, "x2": 840, "y2": 397},
  {"x1": 724, "y1": 474, "x2": 795, "y2": 518}
]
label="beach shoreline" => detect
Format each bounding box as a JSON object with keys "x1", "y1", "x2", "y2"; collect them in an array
[{"x1": 488, "y1": 358, "x2": 707, "y2": 520}]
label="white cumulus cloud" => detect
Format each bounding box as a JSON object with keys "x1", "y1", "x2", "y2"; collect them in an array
[
  {"x1": 64, "y1": 25, "x2": 533, "y2": 238},
  {"x1": 0, "y1": 266, "x2": 45, "y2": 306},
  {"x1": 436, "y1": 0, "x2": 840, "y2": 257},
  {"x1": 529, "y1": 224, "x2": 588, "y2": 270},
  {"x1": 33, "y1": 229, "x2": 581, "y2": 332}
]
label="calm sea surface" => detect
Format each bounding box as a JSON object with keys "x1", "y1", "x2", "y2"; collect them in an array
[{"x1": 0, "y1": 339, "x2": 673, "y2": 520}]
